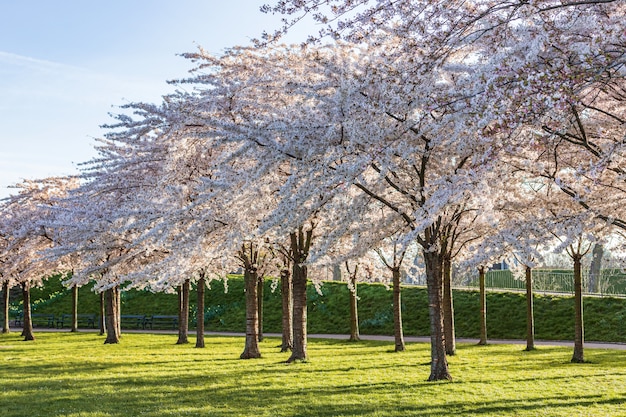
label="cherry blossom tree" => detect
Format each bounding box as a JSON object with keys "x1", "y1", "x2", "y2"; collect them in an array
[
  {"x1": 0, "y1": 232, "x2": 13, "y2": 334},
  {"x1": 341, "y1": 253, "x2": 388, "y2": 342},
  {"x1": 375, "y1": 235, "x2": 413, "y2": 352},
  {"x1": 238, "y1": 241, "x2": 275, "y2": 359},
  {"x1": 0, "y1": 177, "x2": 78, "y2": 340},
  {"x1": 175, "y1": 39, "x2": 497, "y2": 380}
]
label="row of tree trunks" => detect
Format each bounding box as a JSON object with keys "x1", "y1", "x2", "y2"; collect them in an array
[
  {"x1": 2, "y1": 281, "x2": 9, "y2": 334},
  {"x1": 100, "y1": 280, "x2": 196, "y2": 347},
  {"x1": 177, "y1": 279, "x2": 190, "y2": 345}
]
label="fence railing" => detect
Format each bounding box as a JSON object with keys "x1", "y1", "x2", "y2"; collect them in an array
[{"x1": 461, "y1": 269, "x2": 626, "y2": 296}]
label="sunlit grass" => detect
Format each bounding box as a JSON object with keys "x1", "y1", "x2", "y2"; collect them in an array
[{"x1": 1, "y1": 332, "x2": 625, "y2": 416}]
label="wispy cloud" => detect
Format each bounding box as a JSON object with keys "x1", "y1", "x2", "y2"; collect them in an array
[{"x1": 0, "y1": 50, "x2": 89, "y2": 74}]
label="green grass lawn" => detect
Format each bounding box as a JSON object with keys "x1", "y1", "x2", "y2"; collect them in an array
[{"x1": 1, "y1": 332, "x2": 625, "y2": 416}]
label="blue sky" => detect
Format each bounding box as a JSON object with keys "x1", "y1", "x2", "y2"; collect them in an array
[{"x1": 0, "y1": 0, "x2": 312, "y2": 198}]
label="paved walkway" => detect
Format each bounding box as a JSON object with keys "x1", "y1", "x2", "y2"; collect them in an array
[
  {"x1": 9, "y1": 327, "x2": 626, "y2": 350},
  {"x1": 221, "y1": 332, "x2": 626, "y2": 350}
]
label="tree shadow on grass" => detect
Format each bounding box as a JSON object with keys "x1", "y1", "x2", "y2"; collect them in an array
[{"x1": 4, "y1": 370, "x2": 625, "y2": 417}]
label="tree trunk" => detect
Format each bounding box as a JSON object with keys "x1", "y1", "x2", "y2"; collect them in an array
[
  {"x1": 115, "y1": 286, "x2": 121, "y2": 337},
  {"x1": 572, "y1": 255, "x2": 585, "y2": 363},
  {"x1": 287, "y1": 228, "x2": 312, "y2": 363},
  {"x1": 280, "y1": 268, "x2": 293, "y2": 352},
  {"x1": 71, "y1": 285, "x2": 79, "y2": 332},
  {"x1": 104, "y1": 286, "x2": 120, "y2": 344},
  {"x1": 257, "y1": 275, "x2": 264, "y2": 342},
  {"x1": 21, "y1": 282, "x2": 35, "y2": 341},
  {"x1": 525, "y1": 266, "x2": 535, "y2": 351},
  {"x1": 478, "y1": 267, "x2": 487, "y2": 346},
  {"x1": 2, "y1": 281, "x2": 9, "y2": 334},
  {"x1": 240, "y1": 266, "x2": 261, "y2": 359},
  {"x1": 289, "y1": 261, "x2": 308, "y2": 362},
  {"x1": 99, "y1": 291, "x2": 105, "y2": 336},
  {"x1": 196, "y1": 275, "x2": 205, "y2": 348},
  {"x1": 442, "y1": 256, "x2": 455, "y2": 355},
  {"x1": 348, "y1": 271, "x2": 360, "y2": 342},
  {"x1": 423, "y1": 250, "x2": 451, "y2": 381},
  {"x1": 588, "y1": 243, "x2": 603, "y2": 294},
  {"x1": 177, "y1": 279, "x2": 190, "y2": 344},
  {"x1": 392, "y1": 267, "x2": 405, "y2": 352}
]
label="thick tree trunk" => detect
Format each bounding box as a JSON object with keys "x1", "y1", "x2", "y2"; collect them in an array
[
  {"x1": 177, "y1": 279, "x2": 190, "y2": 344},
  {"x1": 240, "y1": 266, "x2": 261, "y2": 359},
  {"x1": 478, "y1": 267, "x2": 487, "y2": 346},
  {"x1": 442, "y1": 256, "x2": 455, "y2": 355},
  {"x1": 71, "y1": 285, "x2": 79, "y2": 332},
  {"x1": 280, "y1": 268, "x2": 293, "y2": 352},
  {"x1": 104, "y1": 287, "x2": 120, "y2": 344},
  {"x1": 572, "y1": 255, "x2": 585, "y2": 363},
  {"x1": 196, "y1": 275, "x2": 205, "y2": 348},
  {"x1": 21, "y1": 282, "x2": 35, "y2": 341},
  {"x1": 288, "y1": 261, "x2": 308, "y2": 362},
  {"x1": 423, "y1": 250, "x2": 451, "y2": 381},
  {"x1": 348, "y1": 272, "x2": 360, "y2": 342},
  {"x1": 392, "y1": 267, "x2": 405, "y2": 352},
  {"x1": 287, "y1": 227, "x2": 312, "y2": 363},
  {"x1": 2, "y1": 281, "x2": 10, "y2": 334},
  {"x1": 588, "y1": 243, "x2": 603, "y2": 294},
  {"x1": 525, "y1": 266, "x2": 535, "y2": 351},
  {"x1": 99, "y1": 291, "x2": 105, "y2": 336},
  {"x1": 257, "y1": 275, "x2": 264, "y2": 342}
]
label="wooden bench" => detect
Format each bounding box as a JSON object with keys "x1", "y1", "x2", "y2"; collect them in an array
[
  {"x1": 145, "y1": 315, "x2": 178, "y2": 330},
  {"x1": 121, "y1": 315, "x2": 147, "y2": 329},
  {"x1": 13, "y1": 313, "x2": 56, "y2": 328},
  {"x1": 56, "y1": 314, "x2": 97, "y2": 329},
  {"x1": 31, "y1": 314, "x2": 56, "y2": 328}
]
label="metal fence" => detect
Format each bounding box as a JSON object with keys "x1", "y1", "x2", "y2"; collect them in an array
[{"x1": 461, "y1": 269, "x2": 626, "y2": 296}]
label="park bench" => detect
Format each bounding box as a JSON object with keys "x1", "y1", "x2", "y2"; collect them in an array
[
  {"x1": 121, "y1": 314, "x2": 147, "y2": 329},
  {"x1": 145, "y1": 315, "x2": 179, "y2": 330},
  {"x1": 13, "y1": 313, "x2": 56, "y2": 328},
  {"x1": 31, "y1": 314, "x2": 56, "y2": 328},
  {"x1": 56, "y1": 313, "x2": 97, "y2": 329}
]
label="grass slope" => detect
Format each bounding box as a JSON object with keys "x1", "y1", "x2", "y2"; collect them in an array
[
  {"x1": 6, "y1": 276, "x2": 626, "y2": 342},
  {"x1": 1, "y1": 332, "x2": 625, "y2": 417}
]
